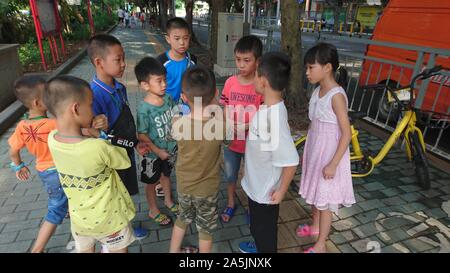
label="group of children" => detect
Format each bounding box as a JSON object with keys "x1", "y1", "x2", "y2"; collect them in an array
[{"x1": 8, "y1": 17, "x2": 355, "y2": 253}]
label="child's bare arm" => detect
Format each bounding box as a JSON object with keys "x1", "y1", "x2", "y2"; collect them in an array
[
  {"x1": 138, "y1": 133, "x2": 169, "y2": 160},
  {"x1": 270, "y1": 165, "x2": 297, "y2": 204},
  {"x1": 9, "y1": 147, "x2": 30, "y2": 181}
]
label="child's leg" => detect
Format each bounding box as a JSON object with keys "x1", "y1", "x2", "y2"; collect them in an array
[
  {"x1": 196, "y1": 194, "x2": 219, "y2": 253},
  {"x1": 170, "y1": 193, "x2": 194, "y2": 253},
  {"x1": 248, "y1": 197, "x2": 279, "y2": 253},
  {"x1": 31, "y1": 221, "x2": 57, "y2": 253},
  {"x1": 221, "y1": 148, "x2": 242, "y2": 222},
  {"x1": 311, "y1": 206, "x2": 320, "y2": 231},
  {"x1": 199, "y1": 239, "x2": 213, "y2": 253},
  {"x1": 109, "y1": 247, "x2": 128, "y2": 253},
  {"x1": 141, "y1": 158, "x2": 169, "y2": 221},
  {"x1": 313, "y1": 209, "x2": 332, "y2": 252},
  {"x1": 78, "y1": 245, "x2": 96, "y2": 253},
  {"x1": 145, "y1": 183, "x2": 161, "y2": 217},
  {"x1": 226, "y1": 183, "x2": 237, "y2": 209},
  {"x1": 170, "y1": 223, "x2": 187, "y2": 253},
  {"x1": 160, "y1": 174, "x2": 174, "y2": 208},
  {"x1": 34, "y1": 170, "x2": 68, "y2": 253}
]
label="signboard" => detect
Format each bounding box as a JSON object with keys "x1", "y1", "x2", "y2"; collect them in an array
[
  {"x1": 356, "y1": 6, "x2": 381, "y2": 28},
  {"x1": 35, "y1": 0, "x2": 61, "y2": 36},
  {"x1": 323, "y1": 8, "x2": 346, "y2": 23},
  {"x1": 29, "y1": 0, "x2": 65, "y2": 71}
]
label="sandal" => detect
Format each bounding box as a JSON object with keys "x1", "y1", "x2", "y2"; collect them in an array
[
  {"x1": 150, "y1": 213, "x2": 172, "y2": 226},
  {"x1": 167, "y1": 203, "x2": 179, "y2": 216},
  {"x1": 220, "y1": 206, "x2": 236, "y2": 223},
  {"x1": 296, "y1": 224, "x2": 319, "y2": 237},
  {"x1": 180, "y1": 246, "x2": 199, "y2": 253}
]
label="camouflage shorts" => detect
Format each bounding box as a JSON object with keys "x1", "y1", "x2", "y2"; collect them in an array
[{"x1": 176, "y1": 193, "x2": 219, "y2": 240}]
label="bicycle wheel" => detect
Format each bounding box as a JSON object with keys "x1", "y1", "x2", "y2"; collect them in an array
[{"x1": 409, "y1": 131, "x2": 430, "y2": 190}]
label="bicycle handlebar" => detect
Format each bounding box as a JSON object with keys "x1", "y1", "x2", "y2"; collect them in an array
[{"x1": 359, "y1": 65, "x2": 444, "y2": 114}]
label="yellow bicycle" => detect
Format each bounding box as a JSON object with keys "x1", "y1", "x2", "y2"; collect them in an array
[{"x1": 294, "y1": 65, "x2": 444, "y2": 190}]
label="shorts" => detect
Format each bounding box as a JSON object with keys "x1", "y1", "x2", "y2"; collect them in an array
[
  {"x1": 140, "y1": 157, "x2": 172, "y2": 184},
  {"x1": 117, "y1": 149, "x2": 139, "y2": 196},
  {"x1": 223, "y1": 147, "x2": 244, "y2": 183},
  {"x1": 175, "y1": 193, "x2": 218, "y2": 241},
  {"x1": 72, "y1": 223, "x2": 135, "y2": 252},
  {"x1": 38, "y1": 169, "x2": 68, "y2": 225}
]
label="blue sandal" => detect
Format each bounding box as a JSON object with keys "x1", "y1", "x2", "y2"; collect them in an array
[{"x1": 221, "y1": 206, "x2": 236, "y2": 223}]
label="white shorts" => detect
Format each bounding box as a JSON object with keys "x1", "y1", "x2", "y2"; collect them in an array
[{"x1": 72, "y1": 223, "x2": 136, "y2": 252}]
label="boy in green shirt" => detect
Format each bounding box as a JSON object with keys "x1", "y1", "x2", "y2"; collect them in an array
[
  {"x1": 45, "y1": 75, "x2": 136, "y2": 253},
  {"x1": 135, "y1": 57, "x2": 179, "y2": 226}
]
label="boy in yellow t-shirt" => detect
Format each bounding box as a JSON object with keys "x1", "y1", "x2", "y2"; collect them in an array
[{"x1": 45, "y1": 75, "x2": 136, "y2": 253}]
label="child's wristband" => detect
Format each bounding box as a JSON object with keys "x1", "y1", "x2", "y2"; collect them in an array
[
  {"x1": 10, "y1": 162, "x2": 25, "y2": 172},
  {"x1": 99, "y1": 130, "x2": 109, "y2": 140}
]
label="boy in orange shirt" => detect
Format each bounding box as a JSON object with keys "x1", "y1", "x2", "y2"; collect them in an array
[{"x1": 8, "y1": 75, "x2": 106, "y2": 252}]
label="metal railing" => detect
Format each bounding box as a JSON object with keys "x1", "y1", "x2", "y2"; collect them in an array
[
  {"x1": 311, "y1": 33, "x2": 450, "y2": 160},
  {"x1": 191, "y1": 18, "x2": 450, "y2": 159}
]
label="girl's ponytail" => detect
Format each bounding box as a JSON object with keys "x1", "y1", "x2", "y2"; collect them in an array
[{"x1": 336, "y1": 65, "x2": 348, "y2": 89}]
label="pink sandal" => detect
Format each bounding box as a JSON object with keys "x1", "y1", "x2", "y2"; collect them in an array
[{"x1": 296, "y1": 224, "x2": 319, "y2": 237}]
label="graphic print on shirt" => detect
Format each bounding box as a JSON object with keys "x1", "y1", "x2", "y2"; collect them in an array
[{"x1": 21, "y1": 122, "x2": 49, "y2": 143}]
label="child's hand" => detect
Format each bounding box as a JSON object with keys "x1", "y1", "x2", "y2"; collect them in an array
[
  {"x1": 92, "y1": 114, "x2": 108, "y2": 131},
  {"x1": 323, "y1": 164, "x2": 337, "y2": 180},
  {"x1": 269, "y1": 190, "x2": 285, "y2": 205},
  {"x1": 136, "y1": 142, "x2": 151, "y2": 156},
  {"x1": 16, "y1": 166, "x2": 30, "y2": 181},
  {"x1": 81, "y1": 128, "x2": 100, "y2": 138},
  {"x1": 157, "y1": 149, "x2": 170, "y2": 161}
]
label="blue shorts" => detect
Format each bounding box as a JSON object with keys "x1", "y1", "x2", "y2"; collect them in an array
[
  {"x1": 38, "y1": 169, "x2": 68, "y2": 225},
  {"x1": 223, "y1": 147, "x2": 244, "y2": 183}
]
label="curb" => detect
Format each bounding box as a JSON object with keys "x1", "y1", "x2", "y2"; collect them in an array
[{"x1": 0, "y1": 24, "x2": 117, "y2": 137}]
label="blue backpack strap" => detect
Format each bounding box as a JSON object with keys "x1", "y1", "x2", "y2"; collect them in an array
[{"x1": 186, "y1": 52, "x2": 197, "y2": 68}]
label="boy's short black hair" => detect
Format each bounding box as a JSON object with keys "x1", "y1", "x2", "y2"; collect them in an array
[
  {"x1": 234, "y1": 35, "x2": 263, "y2": 59},
  {"x1": 13, "y1": 75, "x2": 47, "y2": 108},
  {"x1": 257, "y1": 52, "x2": 291, "y2": 92},
  {"x1": 87, "y1": 34, "x2": 122, "y2": 65},
  {"x1": 182, "y1": 65, "x2": 216, "y2": 106},
  {"x1": 44, "y1": 75, "x2": 91, "y2": 117},
  {"x1": 166, "y1": 17, "x2": 190, "y2": 34},
  {"x1": 134, "y1": 57, "x2": 166, "y2": 83}
]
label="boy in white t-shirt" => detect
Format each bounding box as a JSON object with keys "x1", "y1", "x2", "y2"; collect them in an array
[{"x1": 238, "y1": 52, "x2": 299, "y2": 253}]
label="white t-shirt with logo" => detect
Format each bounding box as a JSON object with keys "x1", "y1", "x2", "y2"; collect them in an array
[{"x1": 241, "y1": 101, "x2": 299, "y2": 204}]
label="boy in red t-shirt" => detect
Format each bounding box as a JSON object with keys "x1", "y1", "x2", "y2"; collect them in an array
[{"x1": 219, "y1": 36, "x2": 264, "y2": 223}]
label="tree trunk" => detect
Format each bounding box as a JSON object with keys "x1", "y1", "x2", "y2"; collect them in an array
[
  {"x1": 333, "y1": 2, "x2": 342, "y2": 33},
  {"x1": 281, "y1": 0, "x2": 306, "y2": 109},
  {"x1": 210, "y1": 0, "x2": 226, "y2": 63},
  {"x1": 158, "y1": 0, "x2": 168, "y2": 31},
  {"x1": 185, "y1": 0, "x2": 200, "y2": 45}
]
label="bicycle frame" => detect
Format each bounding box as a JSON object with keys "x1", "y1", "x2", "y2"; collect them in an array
[
  {"x1": 295, "y1": 110, "x2": 427, "y2": 178},
  {"x1": 351, "y1": 109, "x2": 426, "y2": 177}
]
